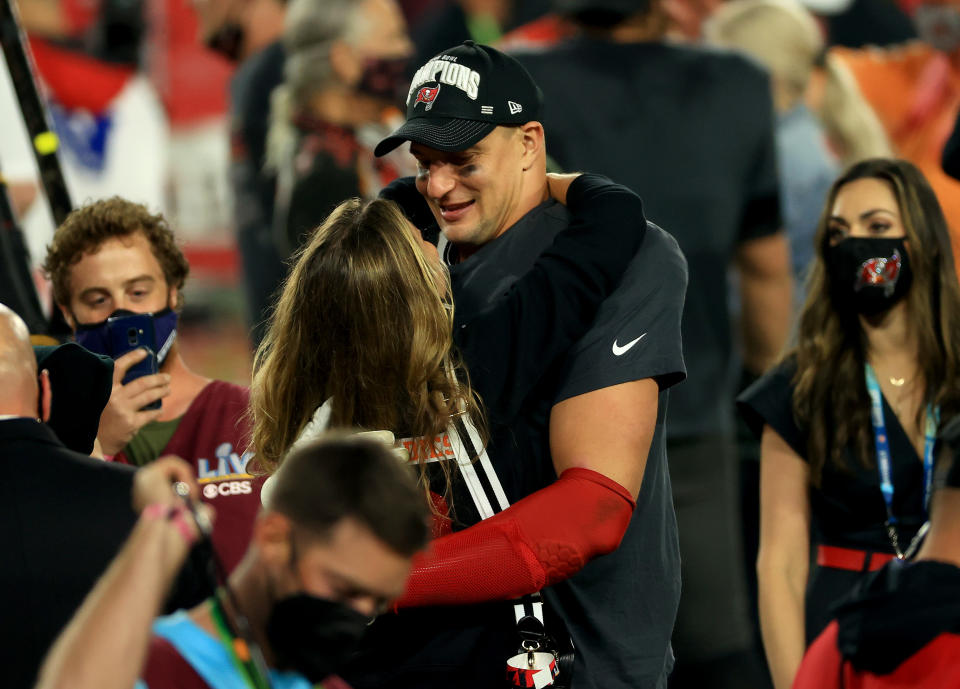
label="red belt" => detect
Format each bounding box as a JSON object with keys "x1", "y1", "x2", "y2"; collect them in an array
[{"x1": 816, "y1": 545, "x2": 897, "y2": 572}]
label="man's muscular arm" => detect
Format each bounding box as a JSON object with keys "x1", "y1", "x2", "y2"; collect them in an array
[
  {"x1": 395, "y1": 466, "x2": 635, "y2": 607},
  {"x1": 394, "y1": 384, "x2": 657, "y2": 610},
  {"x1": 550, "y1": 379, "x2": 658, "y2": 500}
]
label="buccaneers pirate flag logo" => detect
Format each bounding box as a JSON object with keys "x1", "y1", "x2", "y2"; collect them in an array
[
  {"x1": 856, "y1": 250, "x2": 902, "y2": 296},
  {"x1": 414, "y1": 85, "x2": 441, "y2": 111}
]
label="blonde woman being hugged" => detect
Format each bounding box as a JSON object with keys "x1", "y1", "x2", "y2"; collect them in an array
[{"x1": 739, "y1": 158, "x2": 960, "y2": 689}]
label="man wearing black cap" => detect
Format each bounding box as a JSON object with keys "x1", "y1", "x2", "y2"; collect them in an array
[
  {"x1": 508, "y1": 2, "x2": 793, "y2": 685},
  {"x1": 368, "y1": 40, "x2": 688, "y2": 689},
  {"x1": 792, "y1": 415, "x2": 960, "y2": 689}
]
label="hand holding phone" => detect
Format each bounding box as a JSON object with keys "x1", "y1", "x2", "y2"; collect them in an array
[
  {"x1": 96, "y1": 350, "x2": 171, "y2": 455},
  {"x1": 108, "y1": 314, "x2": 160, "y2": 398}
]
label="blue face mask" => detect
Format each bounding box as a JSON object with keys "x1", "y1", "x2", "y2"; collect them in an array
[{"x1": 74, "y1": 308, "x2": 178, "y2": 366}]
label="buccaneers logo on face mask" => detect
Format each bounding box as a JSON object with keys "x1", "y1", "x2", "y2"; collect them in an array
[
  {"x1": 414, "y1": 85, "x2": 441, "y2": 111},
  {"x1": 856, "y1": 250, "x2": 902, "y2": 296}
]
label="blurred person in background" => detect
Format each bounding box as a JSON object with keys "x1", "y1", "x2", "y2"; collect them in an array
[
  {"x1": 42, "y1": 198, "x2": 263, "y2": 572},
  {"x1": 739, "y1": 158, "x2": 960, "y2": 689},
  {"x1": 0, "y1": 302, "x2": 138, "y2": 688},
  {"x1": 192, "y1": 0, "x2": 287, "y2": 346},
  {"x1": 792, "y1": 414, "x2": 960, "y2": 689},
  {"x1": 266, "y1": 0, "x2": 416, "y2": 256},
  {"x1": 411, "y1": 0, "x2": 553, "y2": 65},
  {"x1": 831, "y1": 0, "x2": 960, "y2": 268},
  {"x1": 705, "y1": 0, "x2": 892, "y2": 293},
  {"x1": 822, "y1": 0, "x2": 918, "y2": 49},
  {"x1": 414, "y1": 0, "x2": 514, "y2": 60},
  {"x1": 513, "y1": 2, "x2": 793, "y2": 686}
]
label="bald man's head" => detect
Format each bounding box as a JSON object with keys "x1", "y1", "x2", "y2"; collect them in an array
[{"x1": 0, "y1": 303, "x2": 47, "y2": 418}]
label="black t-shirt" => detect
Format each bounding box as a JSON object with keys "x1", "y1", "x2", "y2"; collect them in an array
[
  {"x1": 516, "y1": 39, "x2": 781, "y2": 439},
  {"x1": 738, "y1": 358, "x2": 928, "y2": 553},
  {"x1": 450, "y1": 201, "x2": 687, "y2": 689}
]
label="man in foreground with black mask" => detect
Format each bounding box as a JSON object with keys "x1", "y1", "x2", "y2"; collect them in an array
[
  {"x1": 42, "y1": 198, "x2": 263, "y2": 573},
  {"x1": 34, "y1": 434, "x2": 429, "y2": 689}
]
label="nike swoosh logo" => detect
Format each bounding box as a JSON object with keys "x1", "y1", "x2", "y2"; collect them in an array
[{"x1": 612, "y1": 333, "x2": 647, "y2": 356}]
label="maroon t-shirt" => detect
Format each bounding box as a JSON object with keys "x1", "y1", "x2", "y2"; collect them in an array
[
  {"x1": 142, "y1": 636, "x2": 208, "y2": 689},
  {"x1": 118, "y1": 381, "x2": 263, "y2": 572}
]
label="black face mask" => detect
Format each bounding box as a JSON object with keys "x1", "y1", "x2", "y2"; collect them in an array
[
  {"x1": 205, "y1": 21, "x2": 245, "y2": 61},
  {"x1": 265, "y1": 594, "x2": 371, "y2": 683},
  {"x1": 826, "y1": 237, "x2": 913, "y2": 318},
  {"x1": 74, "y1": 307, "x2": 178, "y2": 367},
  {"x1": 357, "y1": 56, "x2": 410, "y2": 105}
]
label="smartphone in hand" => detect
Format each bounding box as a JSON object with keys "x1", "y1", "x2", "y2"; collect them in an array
[{"x1": 108, "y1": 313, "x2": 161, "y2": 410}]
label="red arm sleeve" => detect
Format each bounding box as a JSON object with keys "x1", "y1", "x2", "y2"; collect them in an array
[{"x1": 395, "y1": 467, "x2": 635, "y2": 608}]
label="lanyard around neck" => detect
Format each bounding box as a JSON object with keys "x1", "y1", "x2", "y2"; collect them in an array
[
  {"x1": 209, "y1": 592, "x2": 274, "y2": 689},
  {"x1": 864, "y1": 363, "x2": 939, "y2": 555}
]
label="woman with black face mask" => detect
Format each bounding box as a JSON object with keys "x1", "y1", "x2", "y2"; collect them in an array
[{"x1": 738, "y1": 158, "x2": 960, "y2": 689}]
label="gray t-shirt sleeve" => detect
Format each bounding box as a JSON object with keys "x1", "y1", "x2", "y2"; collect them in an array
[{"x1": 555, "y1": 223, "x2": 689, "y2": 403}]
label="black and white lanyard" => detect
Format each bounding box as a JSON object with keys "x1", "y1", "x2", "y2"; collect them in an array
[{"x1": 446, "y1": 415, "x2": 546, "y2": 627}]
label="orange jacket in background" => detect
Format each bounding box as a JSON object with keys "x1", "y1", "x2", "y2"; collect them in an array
[{"x1": 833, "y1": 43, "x2": 960, "y2": 273}]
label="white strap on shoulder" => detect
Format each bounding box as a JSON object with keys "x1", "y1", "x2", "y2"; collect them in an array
[{"x1": 287, "y1": 398, "x2": 334, "y2": 456}]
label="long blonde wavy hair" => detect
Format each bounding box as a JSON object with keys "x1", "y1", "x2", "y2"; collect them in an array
[
  {"x1": 250, "y1": 198, "x2": 482, "y2": 502},
  {"x1": 704, "y1": 0, "x2": 891, "y2": 165},
  {"x1": 791, "y1": 159, "x2": 960, "y2": 485}
]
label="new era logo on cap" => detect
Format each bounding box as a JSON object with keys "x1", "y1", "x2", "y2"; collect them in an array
[{"x1": 374, "y1": 40, "x2": 544, "y2": 157}]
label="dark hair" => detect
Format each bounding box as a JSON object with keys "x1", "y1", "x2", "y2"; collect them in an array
[
  {"x1": 791, "y1": 158, "x2": 960, "y2": 485},
  {"x1": 43, "y1": 197, "x2": 189, "y2": 309},
  {"x1": 266, "y1": 433, "x2": 430, "y2": 557}
]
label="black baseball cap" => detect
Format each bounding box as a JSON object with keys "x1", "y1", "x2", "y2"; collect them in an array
[{"x1": 374, "y1": 41, "x2": 543, "y2": 157}]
